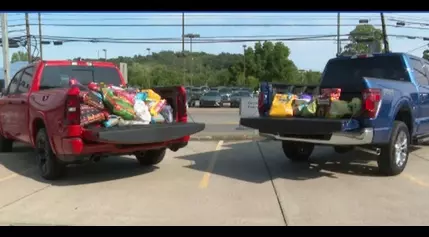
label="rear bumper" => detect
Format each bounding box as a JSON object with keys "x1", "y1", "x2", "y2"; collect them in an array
[{"x1": 259, "y1": 128, "x2": 374, "y2": 145}]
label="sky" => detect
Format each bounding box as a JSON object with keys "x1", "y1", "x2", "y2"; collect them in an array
[{"x1": 2, "y1": 12, "x2": 429, "y2": 72}]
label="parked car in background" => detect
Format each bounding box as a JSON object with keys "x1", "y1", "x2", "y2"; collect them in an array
[
  {"x1": 199, "y1": 91, "x2": 222, "y2": 107},
  {"x1": 230, "y1": 90, "x2": 253, "y2": 108},
  {"x1": 219, "y1": 88, "x2": 233, "y2": 106},
  {"x1": 188, "y1": 87, "x2": 204, "y2": 107}
]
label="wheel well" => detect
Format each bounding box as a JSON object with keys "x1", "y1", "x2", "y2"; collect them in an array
[
  {"x1": 32, "y1": 118, "x2": 45, "y2": 142},
  {"x1": 395, "y1": 107, "x2": 412, "y2": 136}
]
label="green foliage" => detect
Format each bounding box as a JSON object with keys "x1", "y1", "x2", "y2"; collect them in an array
[
  {"x1": 75, "y1": 41, "x2": 323, "y2": 88},
  {"x1": 342, "y1": 24, "x2": 383, "y2": 55},
  {"x1": 11, "y1": 51, "x2": 29, "y2": 63}
]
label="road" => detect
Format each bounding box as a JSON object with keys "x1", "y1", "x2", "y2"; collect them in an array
[
  {"x1": 1, "y1": 141, "x2": 429, "y2": 225},
  {"x1": 188, "y1": 108, "x2": 255, "y2": 134}
]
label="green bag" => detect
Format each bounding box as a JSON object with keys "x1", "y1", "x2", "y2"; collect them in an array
[
  {"x1": 327, "y1": 100, "x2": 352, "y2": 118},
  {"x1": 348, "y1": 97, "x2": 362, "y2": 116},
  {"x1": 301, "y1": 100, "x2": 317, "y2": 117}
]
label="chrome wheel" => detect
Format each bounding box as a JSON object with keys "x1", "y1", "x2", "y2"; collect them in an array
[{"x1": 394, "y1": 131, "x2": 408, "y2": 167}]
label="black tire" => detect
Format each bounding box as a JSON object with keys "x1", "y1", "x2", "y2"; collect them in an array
[
  {"x1": 282, "y1": 141, "x2": 314, "y2": 162},
  {"x1": 135, "y1": 148, "x2": 166, "y2": 166},
  {"x1": 0, "y1": 134, "x2": 13, "y2": 152},
  {"x1": 378, "y1": 121, "x2": 410, "y2": 176},
  {"x1": 334, "y1": 146, "x2": 353, "y2": 154},
  {"x1": 35, "y1": 128, "x2": 66, "y2": 180}
]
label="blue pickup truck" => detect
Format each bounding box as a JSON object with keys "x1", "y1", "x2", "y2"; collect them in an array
[{"x1": 240, "y1": 53, "x2": 429, "y2": 176}]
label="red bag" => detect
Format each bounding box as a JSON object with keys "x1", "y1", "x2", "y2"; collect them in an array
[
  {"x1": 88, "y1": 82, "x2": 101, "y2": 92},
  {"x1": 114, "y1": 90, "x2": 136, "y2": 105}
]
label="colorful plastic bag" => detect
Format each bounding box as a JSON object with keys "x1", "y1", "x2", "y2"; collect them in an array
[
  {"x1": 80, "y1": 105, "x2": 106, "y2": 126},
  {"x1": 82, "y1": 91, "x2": 104, "y2": 110},
  {"x1": 160, "y1": 105, "x2": 174, "y2": 123},
  {"x1": 114, "y1": 90, "x2": 136, "y2": 105},
  {"x1": 103, "y1": 115, "x2": 120, "y2": 128},
  {"x1": 269, "y1": 93, "x2": 296, "y2": 117},
  {"x1": 301, "y1": 100, "x2": 317, "y2": 117},
  {"x1": 133, "y1": 100, "x2": 151, "y2": 124},
  {"x1": 88, "y1": 82, "x2": 101, "y2": 92},
  {"x1": 135, "y1": 92, "x2": 148, "y2": 101},
  {"x1": 141, "y1": 89, "x2": 161, "y2": 101},
  {"x1": 151, "y1": 114, "x2": 166, "y2": 124},
  {"x1": 348, "y1": 97, "x2": 362, "y2": 116},
  {"x1": 326, "y1": 100, "x2": 351, "y2": 118},
  {"x1": 149, "y1": 99, "x2": 166, "y2": 116},
  {"x1": 102, "y1": 88, "x2": 136, "y2": 120}
]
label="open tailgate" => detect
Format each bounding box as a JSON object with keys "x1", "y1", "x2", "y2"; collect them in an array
[
  {"x1": 86, "y1": 123, "x2": 205, "y2": 144},
  {"x1": 240, "y1": 117, "x2": 360, "y2": 135}
]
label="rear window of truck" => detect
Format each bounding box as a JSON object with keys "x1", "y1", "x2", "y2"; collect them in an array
[
  {"x1": 40, "y1": 66, "x2": 122, "y2": 89},
  {"x1": 321, "y1": 55, "x2": 409, "y2": 89}
]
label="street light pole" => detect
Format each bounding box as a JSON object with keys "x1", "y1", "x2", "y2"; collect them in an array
[
  {"x1": 336, "y1": 13, "x2": 341, "y2": 56},
  {"x1": 184, "y1": 33, "x2": 200, "y2": 86},
  {"x1": 102, "y1": 49, "x2": 107, "y2": 61},
  {"x1": 38, "y1": 13, "x2": 43, "y2": 59},
  {"x1": 243, "y1": 44, "x2": 247, "y2": 86},
  {"x1": 25, "y1": 13, "x2": 32, "y2": 62},
  {"x1": 1, "y1": 13, "x2": 10, "y2": 87},
  {"x1": 146, "y1": 48, "x2": 151, "y2": 56},
  {"x1": 380, "y1": 13, "x2": 390, "y2": 53},
  {"x1": 146, "y1": 48, "x2": 151, "y2": 88}
]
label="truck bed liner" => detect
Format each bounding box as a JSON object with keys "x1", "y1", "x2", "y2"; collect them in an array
[
  {"x1": 87, "y1": 122, "x2": 205, "y2": 144},
  {"x1": 240, "y1": 117, "x2": 360, "y2": 135}
]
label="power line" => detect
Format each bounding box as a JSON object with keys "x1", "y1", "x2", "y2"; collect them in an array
[{"x1": 407, "y1": 43, "x2": 429, "y2": 53}]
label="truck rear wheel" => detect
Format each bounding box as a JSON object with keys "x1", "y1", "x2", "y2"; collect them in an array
[
  {"x1": 0, "y1": 134, "x2": 13, "y2": 152},
  {"x1": 282, "y1": 141, "x2": 314, "y2": 162},
  {"x1": 35, "y1": 128, "x2": 66, "y2": 180},
  {"x1": 135, "y1": 148, "x2": 166, "y2": 166},
  {"x1": 378, "y1": 121, "x2": 410, "y2": 176}
]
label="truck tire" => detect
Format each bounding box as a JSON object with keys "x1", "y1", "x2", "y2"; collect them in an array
[
  {"x1": 378, "y1": 121, "x2": 410, "y2": 176},
  {"x1": 35, "y1": 128, "x2": 66, "y2": 180},
  {"x1": 282, "y1": 141, "x2": 314, "y2": 162},
  {"x1": 135, "y1": 148, "x2": 166, "y2": 166},
  {"x1": 0, "y1": 134, "x2": 13, "y2": 152}
]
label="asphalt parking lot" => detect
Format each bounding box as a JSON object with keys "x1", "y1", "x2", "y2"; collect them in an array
[{"x1": 1, "y1": 140, "x2": 429, "y2": 226}]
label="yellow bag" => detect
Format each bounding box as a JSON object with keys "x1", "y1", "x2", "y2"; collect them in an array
[
  {"x1": 141, "y1": 89, "x2": 161, "y2": 101},
  {"x1": 269, "y1": 94, "x2": 296, "y2": 117}
]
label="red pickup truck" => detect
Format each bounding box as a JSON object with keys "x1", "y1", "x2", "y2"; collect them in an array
[{"x1": 0, "y1": 60, "x2": 205, "y2": 180}]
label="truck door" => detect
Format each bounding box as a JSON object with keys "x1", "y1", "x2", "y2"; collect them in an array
[
  {"x1": 13, "y1": 66, "x2": 35, "y2": 144},
  {"x1": 0, "y1": 69, "x2": 24, "y2": 139},
  {"x1": 409, "y1": 57, "x2": 429, "y2": 135}
]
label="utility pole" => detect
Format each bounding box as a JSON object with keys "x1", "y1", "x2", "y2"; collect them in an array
[
  {"x1": 1, "y1": 13, "x2": 10, "y2": 87},
  {"x1": 380, "y1": 13, "x2": 390, "y2": 53},
  {"x1": 146, "y1": 48, "x2": 151, "y2": 88},
  {"x1": 25, "y1": 13, "x2": 32, "y2": 62},
  {"x1": 181, "y1": 13, "x2": 186, "y2": 86},
  {"x1": 97, "y1": 50, "x2": 99, "y2": 59},
  {"x1": 38, "y1": 13, "x2": 43, "y2": 59},
  {"x1": 337, "y1": 13, "x2": 341, "y2": 56},
  {"x1": 243, "y1": 44, "x2": 247, "y2": 86},
  {"x1": 102, "y1": 49, "x2": 107, "y2": 61},
  {"x1": 184, "y1": 33, "x2": 200, "y2": 86}
]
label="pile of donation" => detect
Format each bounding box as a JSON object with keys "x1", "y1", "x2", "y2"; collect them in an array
[
  {"x1": 69, "y1": 79, "x2": 174, "y2": 128},
  {"x1": 269, "y1": 88, "x2": 363, "y2": 119}
]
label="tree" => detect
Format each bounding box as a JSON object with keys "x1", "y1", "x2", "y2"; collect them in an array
[
  {"x1": 11, "y1": 51, "x2": 29, "y2": 63},
  {"x1": 423, "y1": 50, "x2": 429, "y2": 61},
  {"x1": 342, "y1": 24, "x2": 383, "y2": 55}
]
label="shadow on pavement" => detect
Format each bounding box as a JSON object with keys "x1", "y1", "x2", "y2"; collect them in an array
[
  {"x1": 0, "y1": 143, "x2": 157, "y2": 186},
  {"x1": 177, "y1": 141, "x2": 422, "y2": 183}
]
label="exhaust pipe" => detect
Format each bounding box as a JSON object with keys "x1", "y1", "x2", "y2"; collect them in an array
[{"x1": 355, "y1": 146, "x2": 381, "y2": 156}]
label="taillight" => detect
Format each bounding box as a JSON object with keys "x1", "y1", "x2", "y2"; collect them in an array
[
  {"x1": 362, "y1": 88, "x2": 382, "y2": 119},
  {"x1": 65, "y1": 86, "x2": 81, "y2": 125},
  {"x1": 177, "y1": 86, "x2": 187, "y2": 123}
]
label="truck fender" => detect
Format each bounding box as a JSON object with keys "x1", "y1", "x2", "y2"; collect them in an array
[
  {"x1": 388, "y1": 97, "x2": 415, "y2": 136},
  {"x1": 29, "y1": 112, "x2": 58, "y2": 154}
]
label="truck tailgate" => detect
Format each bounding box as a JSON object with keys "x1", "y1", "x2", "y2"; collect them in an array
[
  {"x1": 86, "y1": 123, "x2": 205, "y2": 144},
  {"x1": 240, "y1": 117, "x2": 360, "y2": 135}
]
